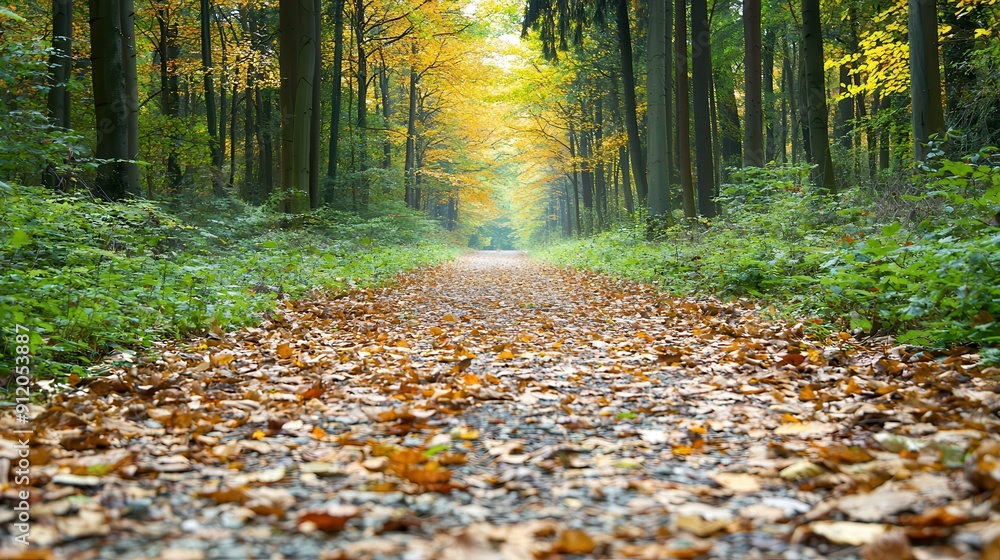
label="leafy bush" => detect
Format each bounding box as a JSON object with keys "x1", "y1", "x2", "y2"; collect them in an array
[
  {"x1": 537, "y1": 159, "x2": 1000, "y2": 348},
  {"x1": 0, "y1": 185, "x2": 461, "y2": 379}
]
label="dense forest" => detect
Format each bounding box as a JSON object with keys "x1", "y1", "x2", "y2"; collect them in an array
[{"x1": 2, "y1": 0, "x2": 1000, "y2": 556}]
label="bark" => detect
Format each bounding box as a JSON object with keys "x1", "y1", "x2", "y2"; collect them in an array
[
  {"x1": 48, "y1": 0, "x2": 72, "y2": 129},
  {"x1": 354, "y1": 0, "x2": 370, "y2": 207},
  {"x1": 616, "y1": 0, "x2": 648, "y2": 204},
  {"x1": 609, "y1": 71, "x2": 634, "y2": 215},
  {"x1": 379, "y1": 62, "x2": 392, "y2": 170},
  {"x1": 405, "y1": 45, "x2": 418, "y2": 208},
  {"x1": 801, "y1": 0, "x2": 835, "y2": 192},
  {"x1": 647, "y1": 0, "x2": 671, "y2": 218},
  {"x1": 201, "y1": 0, "x2": 224, "y2": 196},
  {"x1": 836, "y1": 64, "x2": 853, "y2": 148},
  {"x1": 159, "y1": 4, "x2": 182, "y2": 187},
  {"x1": 675, "y1": 0, "x2": 695, "y2": 220},
  {"x1": 120, "y1": 0, "x2": 140, "y2": 191},
  {"x1": 89, "y1": 0, "x2": 137, "y2": 200},
  {"x1": 909, "y1": 0, "x2": 945, "y2": 160},
  {"x1": 763, "y1": 29, "x2": 777, "y2": 163},
  {"x1": 594, "y1": 95, "x2": 607, "y2": 229},
  {"x1": 325, "y1": 0, "x2": 345, "y2": 201},
  {"x1": 309, "y1": 0, "x2": 321, "y2": 208},
  {"x1": 691, "y1": 0, "x2": 715, "y2": 217},
  {"x1": 743, "y1": 0, "x2": 764, "y2": 167}
]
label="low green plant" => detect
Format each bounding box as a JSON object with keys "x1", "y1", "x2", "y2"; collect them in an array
[
  {"x1": 536, "y1": 158, "x2": 1000, "y2": 348},
  {"x1": 0, "y1": 185, "x2": 461, "y2": 381}
]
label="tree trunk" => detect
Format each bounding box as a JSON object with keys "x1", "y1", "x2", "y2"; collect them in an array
[
  {"x1": 405, "y1": 45, "x2": 418, "y2": 208},
  {"x1": 354, "y1": 0, "x2": 370, "y2": 207},
  {"x1": 743, "y1": 0, "x2": 764, "y2": 167},
  {"x1": 691, "y1": 0, "x2": 715, "y2": 217},
  {"x1": 48, "y1": 0, "x2": 72, "y2": 130},
  {"x1": 326, "y1": 0, "x2": 345, "y2": 202},
  {"x1": 379, "y1": 62, "x2": 392, "y2": 170},
  {"x1": 309, "y1": 0, "x2": 321, "y2": 208},
  {"x1": 763, "y1": 29, "x2": 777, "y2": 163},
  {"x1": 89, "y1": 0, "x2": 137, "y2": 200},
  {"x1": 610, "y1": 70, "x2": 634, "y2": 215},
  {"x1": 909, "y1": 0, "x2": 945, "y2": 160},
  {"x1": 159, "y1": 4, "x2": 182, "y2": 187},
  {"x1": 675, "y1": 0, "x2": 695, "y2": 220},
  {"x1": 801, "y1": 0, "x2": 836, "y2": 192},
  {"x1": 616, "y1": 0, "x2": 648, "y2": 204},
  {"x1": 120, "y1": 0, "x2": 140, "y2": 191},
  {"x1": 594, "y1": 95, "x2": 607, "y2": 230},
  {"x1": 647, "y1": 0, "x2": 671, "y2": 219},
  {"x1": 278, "y1": 0, "x2": 314, "y2": 213},
  {"x1": 836, "y1": 64, "x2": 853, "y2": 149},
  {"x1": 201, "y1": 0, "x2": 224, "y2": 196}
]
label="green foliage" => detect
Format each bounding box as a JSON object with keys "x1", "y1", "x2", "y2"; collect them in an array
[
  {"x1": 536, "y1": 160, "x2": 1000, "y2": 348},
  {"x1": 0, "y1": 186, "x2": 461, "y2": 380},
  {"x1": 0, "y1": 36, "x2": 86, "y2": 185}
]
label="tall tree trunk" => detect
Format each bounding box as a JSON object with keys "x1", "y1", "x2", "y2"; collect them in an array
[
  {"x1": 309, "y1": 0, "x2": 321, "y2": 208},
  {"x1": 48, "y1": 0, "x2": 72, "y2": 130},
  {"x1": 404, "y1": 45, "x2": 418, "y2": 208},
  {"x1": 941, "y1": 4, "x2": 977, "y2": 122},
  {"x1": 579, "y1": 106, "x2": 595, "y2": 234},
  {"x1": 228, "y1": 86, "x2": 237, "y2": 189},
  {"x1": 354, "y1": 0, "x2": 370, "y2": 207},
  {"x1": 616, "y1": 0, "x2": 648, "y2": 204},
  {"x1": 718, "y1": 74, "x2": 742, "y2": 168},
  {"x1": 691, "y1": 0, "x2": 715, "y2": 217},
  {"x1": 797, "y1": 41, "x2": 811, "y2": 163},
  {"x1": 594, "y1": 95, "x2": 607, "y2": 230},
  {"x1": 278, "y1": 0, "x2": 314, "y2": 213},
  {"x1": 45, "y1": 0, "x2": 73, "y2": 188},
  {"x1": 610, "y1": 70, "x2": 634, "y2": 215},
  {"x1": 379, "y1": 61, "x2": 392, "y2": 170},
  {"x1": 801, "y1": 0, "x2": 835, "y2": 192},
  {"x1": 785, "y1": 37, "x2": 798, "y2": 164},
  {"x1": 763, "y1": 29, "x2": 777, "y2": 163},
  {"x1": 836, "y1": 64, "x2": 853, "y2": 149},
  {"x1": 159, "y1": 4, "x2": 182, "y2": 187},
  {"x1": 201, "y1": 0, "x2": 224, "y2": 196},
  {"x1": 647, "y1": 0, "x2": 671, "y2": 219},
  {"x1": 89, "y1": 0, "x2": 137, "y2": 200},
  {"x1": 325, "y1": 0, "x2": 345, "y2": 202},
  {"x1": 120, "y1": 0, "x2": 140, "y2": 191},
  {"x1": 261, "y1": 88, "x2": 274, "y2": 200},
  {"x1": 743, "y1": 0, "x2": 764, "y2": 167},
  {"x1": 909, "y1": 0, "x2": 945, "y2": 160},
  {"x1": 675, "y1": 0, "x2": 695, "y2": 220}
]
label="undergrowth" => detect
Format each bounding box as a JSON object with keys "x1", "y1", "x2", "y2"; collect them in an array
[
  {"x1": 0, "y1": 185, "x2": 462, "y2": 380},
  {"x1": 536, "y1": 156, "x2": 1000, "y2": 348}
]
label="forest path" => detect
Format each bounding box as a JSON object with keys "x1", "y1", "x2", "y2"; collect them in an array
[{"x1": 5, "y1": 252, "x2": 998, "y2": 559}]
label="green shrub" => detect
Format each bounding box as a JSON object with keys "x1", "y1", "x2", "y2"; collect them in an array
[
  {"x1": 536, "y1": 158, "x2": 1000, "y2": 348},
  {"x1": 0, "y1": 185, "x2": 461, "y2": 380}
]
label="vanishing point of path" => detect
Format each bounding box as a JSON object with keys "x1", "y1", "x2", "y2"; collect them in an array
[{"x1": 3, "y1": 252, "x2": 998, "y2": 559}]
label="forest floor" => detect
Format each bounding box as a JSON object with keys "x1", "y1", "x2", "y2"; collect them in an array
[{"x1": 2, "y1": 252, "x2": 1000, "y2": 559}]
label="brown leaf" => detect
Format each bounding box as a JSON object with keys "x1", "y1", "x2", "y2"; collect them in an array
[{"x1": 552, "y1": 529, "x2": 596, "y2": 554}]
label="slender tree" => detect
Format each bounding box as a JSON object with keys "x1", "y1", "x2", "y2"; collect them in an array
[
  {"x1": 909, "y1": 0, "x2": 945, "y2": 160},
  {"x1": 47, "y1": 0, "x2": 71, "y2": 130},
  {"x1": 692, "y1": 0, "x2": 715, "y2": 217},
  {"x1": 89, "y1": 0, "x2": 138, "y2": 200},
  {"x1": 647, "y1": 0, "x2": 671, "y2": 219},
  {"x1": 743, "y1": 0, "x2": 764, "y2": 167},
  {"x1": 200, "y1": 0, "x2": 224, "y2": 196},
  {"x1": 615, "y1": 0, "x2": 648, "y2": 204},
  {"x1": 676, "y1": 0, "x2": 695, "y2": 219},
  {"x1": 326, "y1": 0, "x2": 346, "y2": 202},
  {"x1": 801, "y1": 0, "x2": 835, "y2": 192}
]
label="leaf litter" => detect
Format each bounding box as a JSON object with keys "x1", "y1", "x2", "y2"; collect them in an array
[{"x1": 1, "y1": 252, "x2": 999, "y2": 559}]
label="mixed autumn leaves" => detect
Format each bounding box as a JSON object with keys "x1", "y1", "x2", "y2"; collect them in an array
[{"x1": 3, "y1": 253, "x2": 1000, "y2": 559}]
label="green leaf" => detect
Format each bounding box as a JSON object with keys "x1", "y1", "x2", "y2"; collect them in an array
[{"x1": 8, "y1": 229, "x2": 30, "y2": 248}]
